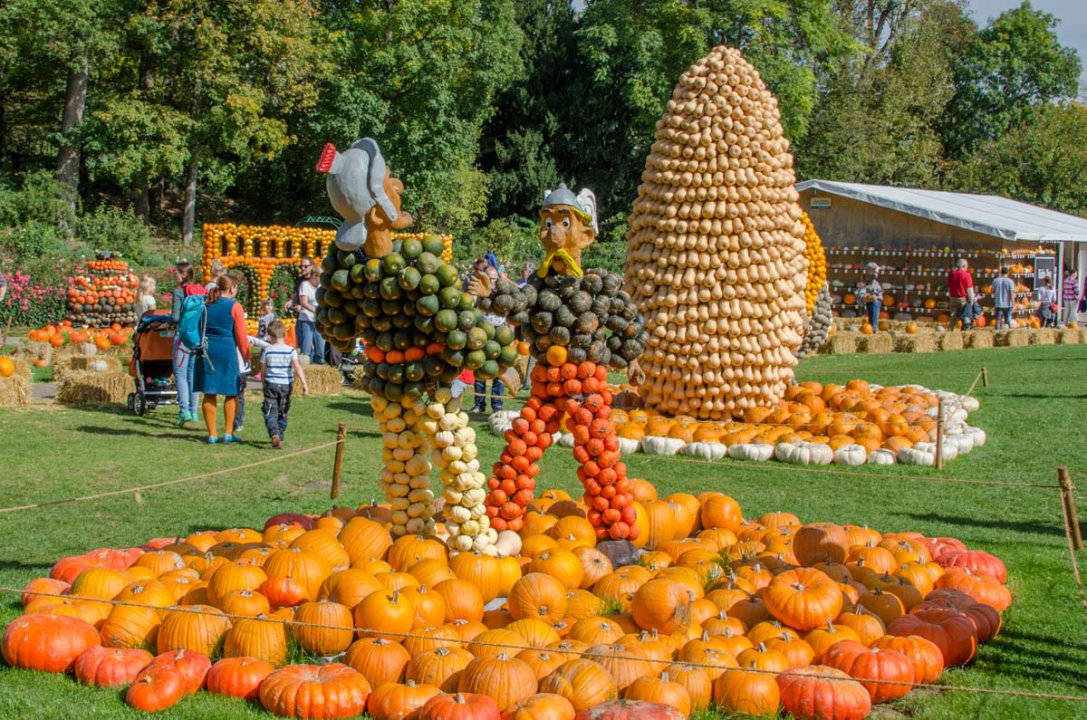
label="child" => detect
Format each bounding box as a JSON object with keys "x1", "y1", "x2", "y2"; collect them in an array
[
  {"x1": 261, "y1": 320, "x2": 308, "y2": 448},
  {"x1": 257, "y1": 298, "x2": 276, "y2": 341},
  {"x1": 133, "y1": 275, "x2": 157, "y2": 318},
  {"x1": 450, "y1": 368, "x2": 474, "y2": 413}
]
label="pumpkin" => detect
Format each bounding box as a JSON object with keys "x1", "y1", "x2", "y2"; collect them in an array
[
  {"x1": 126, "y1": 666, "x2": 186, "y2": 712},
  {"x1": 630, "y1": 579, "x2": 694, "y2": 634},
  {"x1": 73, "y1": 646, "x2": 153, "y2": 688},
  {"x1": 662, "y1": 663, "x2": 713, "y2": 712},
  {"x1": 263, "y1": 548, "x2": 333, "y2": 601},
  {"x1": 458, "y1": 652, "x2": 539, "y2": 711},
  {"x1": 419, "y1": 692, "x2": 501, "y2": 720},
  {"x1": 823, "y1": 639, "x2": 914, "y2": 703},
  {"x1": 435, "y1": 578, "x2": 487, "y2": 623},
  {"x1": 776, "y1": 665, "x2": 872, "y2": 720},
  {"x1": 2, "y1": 614, "x2": 100, "y2": 673},
  {"x1": 622, "y1": 672, "x2": 691, "y2": 717},
  {"x1": 205, "y1": 656, "x2": 275, "y2": 701},
  {"x1": 407, "y1": 646, "x2": 475, "y2": 691},
  {"x1": 509, "y1": 573, "x2": 568, "y2": 624},
  {"x1": 223, "y1": 614, "x2": 289, "y2": 665},
  {"x1": 935, "y1": 568, "x2": 1012, "y2": 611},
  {"x1": 344, "y1": 637, "x2": 412, "y2": 687},
  {"x1": 714, "y1": 667, "x2": 780, "y2": 717},
  {"x1": 259, "y1": 663, "x2": 371, "y2": 718},
  {"x1": 583, "y1": 643, "x2": 656, "y2": 690},
  {"x1": 872, "y1": 634, "x2": 944, "y2": 683},
  {"x1": 886, "y1": 611, "x2": 977, "y2": 666},
  {"x1": 156, "y1": 605, "x2": 231, "y2": 656},
  {"x1": 146, "y1": 648, "x2": 212, "y2": 694},
  {"x1": 502, "y1": 693, "x2": 576, "y2": 720},
  {"x1": 793, "y1": 524, "x2": 850, "y2": 566},
  {"x1": 292, "y1": 600, "x2": 355, "y2": 655},
  {"x1": 570, "y1": 699, "x2": 684, "y2": 720},
  {"x1": 763, "y1": 568, "x2": 843, "y2": 632},
  {"x1": 367, "y1": 680, "x2": 443, "y2": 720},
  {"x1": 539, "y1": 659, "x2": 619, "y2": 711}
]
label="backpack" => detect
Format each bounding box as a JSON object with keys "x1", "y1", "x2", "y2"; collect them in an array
[{"x1": 177, "y1": 295, "x2": 214, "y2": 371}]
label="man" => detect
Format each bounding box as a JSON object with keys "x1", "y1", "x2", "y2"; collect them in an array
[
  {"x1": 948, "y1": 259, "x2": 975, "y2": 329},
  {"x1": 283, "y1": 256, "x2": 314, "y2": 317},
  {"x1": 991, "y1": 267, "x2": 1015, "y2": 330},
  {"x1": 859, "y1": 263, "x2": 882, "y2": 330}
]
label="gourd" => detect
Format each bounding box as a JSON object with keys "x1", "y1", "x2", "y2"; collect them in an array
[
  {"x1": 727, "y1": 443, "x2": 775, "y2": 462},
  {"x1": 832, "y1": 445, "x2": 867, "y2": 466},
  {"x1": 678, "y1": 442, "x2": 727, "y2": 460},
  {"x1": 626, "y1": 46, "x2": 808, "y2": 420},
  {"x1": 639, "y1": 436, "x2": 686, "y2": 456},
  {"x1": 867, "y1": 449, "x2": 897, "y2": 465},
  {"x1": 774, "y1": 442, "x2": 833, "y2": 466}
]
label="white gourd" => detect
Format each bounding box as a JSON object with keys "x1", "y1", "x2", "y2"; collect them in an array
[
  {"x1": 640, "y1": 436, "x2": 686, "y2": 456},
  {"x1": 867, "y1": 449, "x2": 897, "y2": 465},
  {"x1": 618, "y1": 437, "x2": 642, "y2": 455},
  {"x1": 833, "y1": 444, "x2": 868, "y2": 466},
  {"x1": 774, "y1": 441, "x2": 833, "y2": 465},
  {"x1": 898, "y1": 444, "x2": 935, "y2": 466},
  {"x1": 727, "y1": 443, "x2": 775, "y2": 462},
  {"x1": 679, "y1": 441, "x2": 727, "y2": 460}
]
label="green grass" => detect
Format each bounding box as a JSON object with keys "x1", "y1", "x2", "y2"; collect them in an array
[{"x1": 1, "y1": 345, "x2": 1086, "y2": 718}]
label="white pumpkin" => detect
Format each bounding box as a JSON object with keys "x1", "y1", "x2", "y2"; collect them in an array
[
  {"x1": 640, "y1": 436, "x2": 686, "y2": 456},
  {"x1": 898, "y1": 444, "x2": 935, "y2": 466},
  {"x1": 618, "y1": 437, "x2": 642, "y2": 455},
  {"x1": 966, "y1": 426, "x2": 987, "y2": 447},
  {"x1": 727, "y1": 443, "x2": 775, "y2": 462},
  {"x1": 679, "y1": 441, "x2": 727, "y2": 460},
  {"x1": 833, "y1": 444, "x2": 868, "y2": 466},
  {"x1": 557, "y1": 433, "x2": 575, "y2": 448},
  {"x1": 774, "y1": 441, "x2": 833, "y2": 465},
  {"x1": 867, "y1": 449, "x2": 897, "y2": 465},
  {"x1": 494, "y1": 530, "x2": 522, "y2": 558}
]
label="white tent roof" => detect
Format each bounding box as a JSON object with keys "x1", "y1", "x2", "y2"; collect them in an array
[{"x1": 796, "y1": 179, "x2": 1087, "y2": 243}]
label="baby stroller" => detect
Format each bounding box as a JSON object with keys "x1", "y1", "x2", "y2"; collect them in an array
[{"x1": 127, "y1": 313, "x2": 178, "y2": 416}]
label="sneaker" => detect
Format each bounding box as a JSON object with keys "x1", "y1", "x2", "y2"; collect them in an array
[
  {"x1": 223, "y1": 435, "x2": 243, "y2": 444},
  {"x1": 177, "y1": 414, "x2": 189, "y2": 427},
  {"x1": 271, "y1": 435, "x2": 282, "y2": 449},
  {"x1": 233, "y1": 425, "x2": 244, "y2": 434},
  {"x1": 470, "y1": 405, "x2": 485, "y2": 414},
  {"x1": 207, "y1": 436, "x2": 219, "y2": 444}
]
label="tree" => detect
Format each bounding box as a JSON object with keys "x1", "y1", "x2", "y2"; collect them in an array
[
  {"x1": 797, "y1": 1, "x2": 973, "y2": 185},
  {"x1": 941, "y1": 1, "x2": 1081, "y2": 159},
  {"x1": 555, "y1": 0, "x2": 851, "y2": 230},
  {"x1": 952, "y1": 103, "x2": 1087, "y2": 217}
]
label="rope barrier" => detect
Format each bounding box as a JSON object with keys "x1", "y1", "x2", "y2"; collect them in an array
[
  {"x1": 0, "y1": 438, "x2": 345, "y2": 515},
  {"x1": 4, "y1": 585, "x2": 1086, "y2": 703},
  {"x1": 623, "y1": 453, "x2": 1061, "y2": 490}
]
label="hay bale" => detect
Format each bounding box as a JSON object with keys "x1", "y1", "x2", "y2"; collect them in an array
[
  {"x1": 303, "y1": 365, "x2": 343, "y2": 396},
  {"x1": 996, "y1": 329, "x2": 1029, "y2": 347},
  {"x1": 1030, "y1": 328, "x2": 1056, "y2": 346},
  {"x1": 56, "y1": 371, "x2": 132, "y2": 405},
  {"x1": 12, "y1": 358, "x2": 32, "y2": 382},
  {"x1": 892, "y1": 333, "x2": 934, "y2": 354},
  {"x1": 21, "y1": 341, "x2": 53, "y2": 365},
  {"x1": 937, "y1": 332, "x2": 964, "y2": 351},
  {"x1": 857, "y1": 333, "x2": 893, "y2": 354},
  {"x1": 0, "y1": 374, "x2": 31, "y2": 407},
  {"x1": 824, "y1": 334, "x2": 857, "y2": 355},
  {"x1": 963, "y1": 330, "x2": 993, "y2": 349},
  {"x1": 54, "y1": 354, "x2": 123, "y2": 382},
  {"x1": 1055, "y1": 328, "x2": 1080, "y2": 345}
]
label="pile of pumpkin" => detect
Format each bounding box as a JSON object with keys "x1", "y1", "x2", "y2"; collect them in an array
[
  {"x1": 492, "y1": 379, "x2": 985, "y2": 466},
  {"x1": 67, "y1": 259, "x2": 139, "y2": 328},
  {"x1": 4, "y1": 488, "x2": 1010, "y2": 719},
  {"x1": 26, "y1": 322, "x2": 132, "y2": 353}
]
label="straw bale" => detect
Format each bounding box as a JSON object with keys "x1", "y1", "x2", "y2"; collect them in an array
[
  {"x1": 54, "y1": 354, "x2": 123, "y2": 382},
  {"x1": 303, "y1": 365, "x2": 343, "y2": 396},
  {"x1": 824, "y1": 334, "x2": 856, "y2": 355},
  {"x1": 963, "y1": 331, "x2": 993, "y2": 349},
  {"x1": 1055, "y1": 328, "x2": 1080, "y2": 345},
  {"x1": 1030, "y1": 328, "x2": 1056, "y2": 346},
  {"x1": 857, "y1": 333, "x2": 893, "y2": 354},
  {"x1": 21, "y1": 341, "x2": 52, "y2": 365},
  {"x1": 937, "y1": 332, "x2": 963, "y2": 351},
  {"x1": 892, "y1": 333, "x2": 934, "y2": 354},
  {"x1": 56, "y1": 371, "x2": 132, "y2": 405},
  {"x1": 0, "y1": 374, "x2": 31, "y2": 407}
]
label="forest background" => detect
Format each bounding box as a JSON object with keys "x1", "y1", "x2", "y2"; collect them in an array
[{"x1": 0, "y1": 0, "x2": 1084, "y2": 325}]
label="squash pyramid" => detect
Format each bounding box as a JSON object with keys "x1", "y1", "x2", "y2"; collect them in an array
[{"x1": 625, "y1": 46, "x2": 808, "y2": 419}]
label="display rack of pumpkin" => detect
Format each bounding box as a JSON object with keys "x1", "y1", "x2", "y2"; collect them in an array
[
  {"x1": 66, "y1": 254, "x2": 139, "y2": 328},
  {"x1": 312, "y1": 138, "x2": 520, "y2": 555},
  {"x1": 624, "y1": 46, "x2": 809, "y2": 421},
  {"x1": 473, "y1": 184, "x2": 649, "y2": 541},
  {"x1": 3, "y1": 489, "x2": 1012, "y2": 719}
]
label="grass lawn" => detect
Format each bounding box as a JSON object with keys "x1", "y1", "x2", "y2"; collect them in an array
[{"x1": 1, "y1": 343, "x2": 1085, "y2": 718}]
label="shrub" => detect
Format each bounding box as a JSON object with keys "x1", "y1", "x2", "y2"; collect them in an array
[
  {"x1": 77, "y1": 206, "x2": 154, "y2": 265},
  {"x1": 456, "y1": 216, "x2": 539, "y2": 270}
]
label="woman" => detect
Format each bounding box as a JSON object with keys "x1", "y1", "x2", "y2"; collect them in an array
[
  {"x1": 170, "y1": 261, "x2": 206, "y2": 426},
  {"x1": 295, "y1": 265, "x2": 324, "y2": 364},
  {"x1": 194, "y1": 275, "x2": 250, "y2": 444}
]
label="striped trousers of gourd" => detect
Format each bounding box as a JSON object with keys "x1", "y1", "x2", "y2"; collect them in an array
[
  {"x1": 371, "y1": 392, "x2": 497, "y2": 555},
  {"x1": 484, "y1": 360, "x2": 639, "y2": 542}
]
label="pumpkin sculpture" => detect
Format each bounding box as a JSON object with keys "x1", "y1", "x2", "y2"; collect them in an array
[
  {"x1": 314, "y1": 138, "x2": 520, "y2": 553},
  {"x1": 478, "y1": 185, "x2": 648, "y2": 542},
  {"x1": 625, "y1": 46, "x2": 808, "y2": 420}
]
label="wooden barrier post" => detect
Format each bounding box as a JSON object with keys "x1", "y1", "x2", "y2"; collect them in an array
[
  {"x1": 934, "y1": 397, "x2": 944, "y2": 471},
  {"x1": 981, "y1": 367, "x2": 989, "y2": 388},
  {"x1": 1060, "y1": 466, "x2": 1083, "y2": 551},
  {"x1": 330, "y1": 423, "x2": 346, "y2": 500}
]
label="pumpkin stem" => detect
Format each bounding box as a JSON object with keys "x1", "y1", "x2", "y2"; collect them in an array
[{"x1": 455, "y1": 692, "x2": 466, "y2": 703}]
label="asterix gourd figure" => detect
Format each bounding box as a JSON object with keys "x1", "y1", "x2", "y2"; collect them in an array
[
  {"x1": 314, "y1": 138, "x2": 519, "y2": 554},
  {"x1": 476, "y1": 185, "x2": 649, "y2": 541}
]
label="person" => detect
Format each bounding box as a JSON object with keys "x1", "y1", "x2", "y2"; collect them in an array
[
  {"x1": 260, "y1": 319, "x2": 309, "y2": 448},
  {"x1": 516, "y1": 261, "x2": 534, "y2": 288},
  {"x1": 193, "y1": 275, "x2": 250, "y2": 444},
  {"x1": 1036, "y1": 278, "x2": 1058, "y2": 328},
  {"x1": 463, "y1": 258, "x2": 489, "y2": 292},
  {"x1": 858, "y1": 263, "x2": 882, "y2": 330},
  {"x1": 133, "y1": 275, "x2": 157, "y2": 318},
  {"x1": 169, "y1": 261, "x2": 207, "y2": 426},
  {"x1": 992, "y1": 266, "x2": 1014, "y2": 330},
  {"x1": 1061, "y1": 267, "x2": 1080, "y2": 326},
  {"x1": 515, "y1": 261, "x2": 537, "y2": 379},
  {"x1": 471, "y1": 265, "x2": 507, "y2": 414},
  {"x1": 205, "y1": 259, "x2": 226, "y2": 292},
  {"x1": 295, "y1": 265, "x2": 325, "y2": 364},
  {"x1": 948, "y1": 258, "x2": 975, "y2": 329},
  {"x1": 284, "y1": 256, "x2": 314, "y2": 317},
  {"x1": 257, "y1": 298, "x2": 276, "y2": 341},
  {"x1": 450, "y1": 368, "x2": 474, "y2": 412}
]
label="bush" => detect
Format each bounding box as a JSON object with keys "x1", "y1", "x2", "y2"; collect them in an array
[
  {"x1": 0, "y1": 170, "x2": 74, "y2": 229},
  {"x1": 455, "y1": 216, "x2": 540, "y2": 271},
  {"x1": 77, "y1": 206, "x2": 153, "y2": 265},
  {"x1": 0, "y1": 269, "x2": 66, "y2": 328}
]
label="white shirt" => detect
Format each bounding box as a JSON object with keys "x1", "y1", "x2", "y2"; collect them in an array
[
  {"x1": 1036, "y1": 286, "x2": 1056, "y2": 305},
  {"x1": 298, "y1": 281, "x2": 317, "y2": 322},
  {"x1": 263, "y1": 343, "x2": 298, "y2": 384}
]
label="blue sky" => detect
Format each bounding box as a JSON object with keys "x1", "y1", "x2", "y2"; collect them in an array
[{"x1": 967, "y1": 0, "x2": 1086, "y2": 85}]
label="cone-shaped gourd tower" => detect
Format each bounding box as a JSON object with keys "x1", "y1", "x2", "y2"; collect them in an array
[{"x1": 625, "y1": 46, "x2": 808, "y2": 420}]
